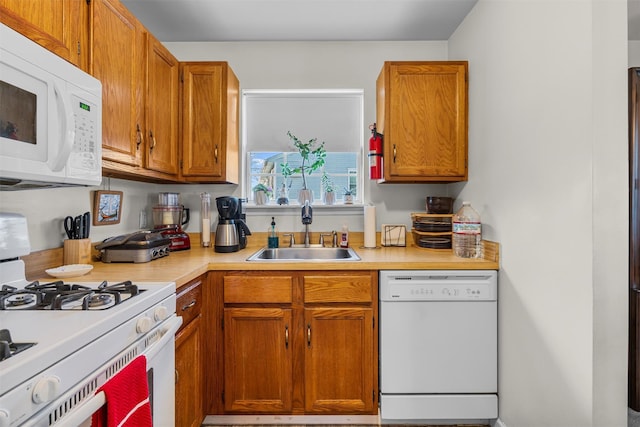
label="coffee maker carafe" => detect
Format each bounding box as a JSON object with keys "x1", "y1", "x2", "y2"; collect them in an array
[
  {"x1": 152, "y1": 192, "x2": 191, "y2": 251},
  {"x1": 214, "y1": 196, "x2": 251, "y2": 253}
]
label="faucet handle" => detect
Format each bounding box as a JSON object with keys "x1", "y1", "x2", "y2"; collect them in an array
[
  {"x1": 282, "y1": 233, "x2": 295, "y2": 247},
  {"x1": 319, "y1": 233, "x2": 332, "y2": 247}
]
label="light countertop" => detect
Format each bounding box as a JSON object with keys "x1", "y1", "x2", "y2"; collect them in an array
[{"x1": 35, "y1": 233, "x2": 499, "y2": 288}]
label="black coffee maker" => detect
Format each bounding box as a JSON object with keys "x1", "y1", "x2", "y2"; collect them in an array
[{"x1": 214, "y1": 196, "x2": 251, "y2": 253}]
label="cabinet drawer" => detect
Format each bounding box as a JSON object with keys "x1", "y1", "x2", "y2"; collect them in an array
[
  {"x1": 224, "y1": 275, "x2": 293, "y2": 303},
  {"x1": 177, "y1": 279, "x2": 202, "y2": 329},
  {"x1": 303, "y1": 275, "x2": 372, "y2": 303}
]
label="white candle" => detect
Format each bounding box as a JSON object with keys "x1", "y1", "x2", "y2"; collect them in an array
[{"x1": 364, "y1": 205, "x2": 376, "y2": 248}]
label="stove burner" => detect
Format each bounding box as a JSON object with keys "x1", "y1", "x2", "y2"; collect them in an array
[
  {"x1": 6, "y1": 293, "x2": 36, "y2": 306},
  {"x1": 87, "y1": 293, "x2": 114, "y2": 307},
  {"x1": 0, "y1": 329, "x2": 35, "y2": 361},
  {"x1": 0, "y1": 280, "x2": 143, "y2": 310}
]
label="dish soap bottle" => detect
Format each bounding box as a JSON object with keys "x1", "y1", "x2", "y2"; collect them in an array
[
  {"x1": 268, "y1": 217, "x2": 279, "y2": 248},
  {"x1": 339, "y1": 224, "x2": 349, "y2": 248}
]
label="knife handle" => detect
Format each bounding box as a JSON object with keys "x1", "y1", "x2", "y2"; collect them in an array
[{"x1": 83, "y1": 212, "x2": 91, "y2": 239}]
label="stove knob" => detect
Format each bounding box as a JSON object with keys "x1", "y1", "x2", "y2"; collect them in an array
[
  {"x1": 154, "y1": 305, "x2": 169, "y2": 321},
  {"x1": 32, "y1": 376, "x2": 60, "y2": 404},
  {"x1": 136, "y1": 316, "x2": 153, "y2": 333}
]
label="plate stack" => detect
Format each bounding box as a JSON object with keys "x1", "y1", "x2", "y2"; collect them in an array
[{"x1": 411, "y1": 213, "x2": 453, "y2": 250}]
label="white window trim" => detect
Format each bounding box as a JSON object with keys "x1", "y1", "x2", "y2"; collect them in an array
[{"x1": 241, "y1": 89, "x2": 365, "y2": 209}]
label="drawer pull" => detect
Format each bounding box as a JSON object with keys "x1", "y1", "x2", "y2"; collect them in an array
[
  {"x1": 182, "y1": 300, "x2": 196, "y2": 311},
  {"x1": 307, "y1": 323, "x2": 311, "y2": 347}
]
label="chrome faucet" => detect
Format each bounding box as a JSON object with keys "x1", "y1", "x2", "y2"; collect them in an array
[{"x1": 301, "y1": 200, "x2": 313, "y2": 247}]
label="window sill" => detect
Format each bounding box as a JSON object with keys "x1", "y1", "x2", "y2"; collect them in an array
[{"x1": 246, "y1": 203, "x2": 365, "y2": 216}]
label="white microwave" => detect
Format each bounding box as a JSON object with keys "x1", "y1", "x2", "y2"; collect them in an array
[{"x1": 0, "y1": 23, "x2": 102, "y2": 190}]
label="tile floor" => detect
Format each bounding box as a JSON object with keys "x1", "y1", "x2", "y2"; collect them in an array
[{"x1": 202, "y1": 414, "x2": 488, "y2": 426}]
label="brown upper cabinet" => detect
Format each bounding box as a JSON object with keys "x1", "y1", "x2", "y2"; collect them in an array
[
  {"x1": 180, "y1": 62, "x2": 239, "y2": 184},
  {"x1": 90, "y1": 0, "x2": 145, "y2": 170},
  {"x1": 90, "y1": 0, "x2": 179, "y2": 182},
  {"x1": 376, "y1": 61, "x2": 468, "y2": 182},
  {"x1": 145, "y1": 33, "x2": 180, "y2": 177},
  {"x1": 0, "y1": 0, "x2": 87, "y2": 69}
]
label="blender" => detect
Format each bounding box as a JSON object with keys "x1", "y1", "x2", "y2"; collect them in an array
[{"x1": 152, "y1": 192, "x2": 191, "y2": 251}]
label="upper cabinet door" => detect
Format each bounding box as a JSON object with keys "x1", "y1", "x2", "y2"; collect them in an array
[
  {"x1": 180, "y1": 62, "x2": 239, "y2": 183},
  {"x1": 0, "y1": 0, "x2": 85, "y2": 68},
  {"x1": 90, "y1": 0, "x2": 145, "y2": 168},
  {"x1": 376, "y1": 61, "x2": 468, "y2": 182},
  {"x1": 146, "y1": 34, "x2": 179, "y2": 176}
]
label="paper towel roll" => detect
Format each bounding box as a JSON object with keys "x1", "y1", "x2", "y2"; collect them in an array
[{"x1": 364, "y1": 205, "x2": 376, "y2": 248}]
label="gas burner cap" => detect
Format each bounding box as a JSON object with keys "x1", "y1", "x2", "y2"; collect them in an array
[
  {"x1": 6, "y1": 294, "x2": 35, "y2": 306},
  {"x1": 1, "y1": 292, "x2": 39, "y2": 310},
  {"x1": 87, "y1": 293, "x2": 114, "y2": 308}
]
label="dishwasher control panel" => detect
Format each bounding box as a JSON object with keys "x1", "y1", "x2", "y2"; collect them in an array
[{"x1": 379, "y1": 270, "x2": 497, "y2": 301}]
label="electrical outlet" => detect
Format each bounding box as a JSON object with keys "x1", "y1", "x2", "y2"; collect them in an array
[{"x1": 139, "y1": 210, "x2": 147, "y2": 229}]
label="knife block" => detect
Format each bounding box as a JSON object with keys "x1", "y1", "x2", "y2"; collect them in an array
[{"x1": 63, "y1": 238, "x2": 92, "y2": 265}]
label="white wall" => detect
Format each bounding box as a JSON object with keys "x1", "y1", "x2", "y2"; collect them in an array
[
  {"x1": 166, "y1": 41, "x2": 455, "y2": 235},
  {"x1": 448, "y1": 1, "x2": 628, "y2": 426},
  {"x1": 0, "y1": 41, "x2": 455, "y2": 251},
  {"x1": 631, "y1": 40, "x2": 640, "y2": 66}
]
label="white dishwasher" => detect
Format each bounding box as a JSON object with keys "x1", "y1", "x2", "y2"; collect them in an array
[{"x1": 379, "y1": 270, "x2": 498, "y2": 423}]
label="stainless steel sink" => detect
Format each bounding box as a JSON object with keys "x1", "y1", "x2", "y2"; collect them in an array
[{"x1": 246, "y1": 246, "x2": 361, "y2": 261}]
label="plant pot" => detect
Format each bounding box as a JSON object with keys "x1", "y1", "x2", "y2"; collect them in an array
[
  {"x1": 323, "y1": 191, "x2": 336, "y2": 205},
  {"x1": 298, "y1": 189, "x2": 314, "y2": 205},
  {"x1": 344, "y1": 194, "x2": 354, "y2": 204},
  {"x1": 254, "y1": 191, "x2": 269, "y2": 205}
]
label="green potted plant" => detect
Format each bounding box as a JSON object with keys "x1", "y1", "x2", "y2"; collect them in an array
[
  {"x1": 252, "y1": 183, "x2": 273, "y2": 205},
  {"x1": 343, "y1": 187, "x2": 354, "y2": 204},
  {"x1": 321, "y1": 172, "x2": 335, "y2": 205},
  {"x1": 280, "y1": 131, "x2": 326, "y2": 204}
]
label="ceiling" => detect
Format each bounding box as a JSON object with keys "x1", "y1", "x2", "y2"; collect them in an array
[
  {"x1": 122, "y1": 0, "x2": 639, "y2": 43},
  {"x1": 120, "y1": 0, "x2": 478, "y2": 42}
]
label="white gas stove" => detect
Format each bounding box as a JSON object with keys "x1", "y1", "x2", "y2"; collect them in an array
[{"x1": 0, "y1": 213, "x2": 181, "y2": 427}]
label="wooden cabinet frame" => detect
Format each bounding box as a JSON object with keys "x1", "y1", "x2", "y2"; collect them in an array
[{"x1": 205, "y1": 270, "x2": 378, "y2": 415}]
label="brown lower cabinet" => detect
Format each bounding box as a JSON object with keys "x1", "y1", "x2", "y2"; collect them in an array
[
  {"x1": 207, "y1": 270, "x2": 378, "y2": 415},
  {"x1": 175, "y1": 275, "x2": 204, "y2": 427}
]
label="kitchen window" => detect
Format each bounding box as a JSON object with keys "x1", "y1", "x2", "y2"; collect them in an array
[{"x1": 242, "y1": 89, "x2": 364, "y2": 206}]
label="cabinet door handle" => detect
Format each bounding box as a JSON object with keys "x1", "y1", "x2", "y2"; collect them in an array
[
  {"x1": 285, "y1": 325, "x2": 289, "y2": 349},
  {"x1": 175, "y1": 369, "x2": 179, "y2": 384},
  {"x1": 214, "y1": 144, "x2": 219, "y2": 163},
  {"x1": 136, "y1": 124, "x2": 143, "y2": 149},
  {"x1": 393, "y1": 144, "x2": 397, "y2": 163},
  {"x1": 149, "y1": 130, "x2": 157, "y2": 150},
  {"x1": 181, "y1": 300, "x2": 196, "y2": 311},
  {"x1": 307, "y1": 323, "x2": 311, "y2": 347}
]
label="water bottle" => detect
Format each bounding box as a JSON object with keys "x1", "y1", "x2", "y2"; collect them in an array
[
  {"x1": 200, "y1": 192, "x2": 211, "y2": 247},
  {"x1": 452, "y1": 201, "x2": 481, "y2": 258}
]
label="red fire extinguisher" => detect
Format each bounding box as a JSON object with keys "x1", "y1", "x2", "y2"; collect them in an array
[{"x1": 368, "y1": 123, "x2": 383, "y2": 180}]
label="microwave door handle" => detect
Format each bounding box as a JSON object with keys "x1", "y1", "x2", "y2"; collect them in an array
[{"x1": 48, "y1": 81, "x2": 76, "y2": 172}]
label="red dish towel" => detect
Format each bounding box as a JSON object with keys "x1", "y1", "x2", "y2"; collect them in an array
[{"x1": 91, "y1": 355, "x2": 152, "y2": 427}]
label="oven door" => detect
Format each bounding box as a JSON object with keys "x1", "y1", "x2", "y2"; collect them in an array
[{"x1": 27, "y1": 315, "x2": 182, "y2": 427}]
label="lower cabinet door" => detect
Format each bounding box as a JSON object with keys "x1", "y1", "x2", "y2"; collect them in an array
[
  {"x1": 304, "y1": 307, "x2": 375, "y2": 413},
  {"x1": 224, "y1": 307, "x2": 293, "y2": 412},
  {"x1": 175, "y1": 315, "x2": 203, "y2": 427}
]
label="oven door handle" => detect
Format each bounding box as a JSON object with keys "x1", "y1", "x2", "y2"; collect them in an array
[
  {"x1": 144, "y1": 316, "x2": 182, "y2": 361},
  {"x1": 53, "y1": 316, "x2": 182, "y2": 427}
]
